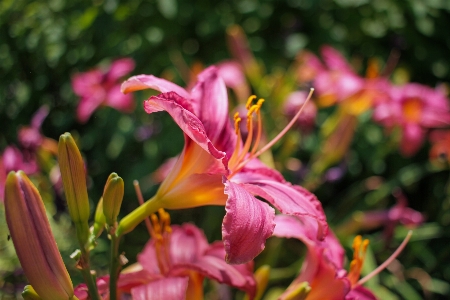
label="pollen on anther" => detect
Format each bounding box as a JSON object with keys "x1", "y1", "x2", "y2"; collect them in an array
[{"x1": 246, "y1": 95, "x2": 257, "y2": 109}]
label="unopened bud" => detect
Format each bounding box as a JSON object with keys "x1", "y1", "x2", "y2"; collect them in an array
[
  {"x1": 102, "y1": 173, "x2": 124, "y2": 226},
  {"x1": 5, "y1": 171, "x2": 74, "y2": 300},
  {"x1": 282, "y1": 282, "x2": 311, "y2": 300},
  {"x1": 58, "y1": 132, "x2": 90, "y2": 245},
  {"x1": 92, "y1": 197, "x2": 106, "y2": 238}
]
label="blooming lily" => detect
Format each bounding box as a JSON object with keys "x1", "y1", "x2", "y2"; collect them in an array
[
  {"x1": 297, "y1": 46, "x2": 390, "y2": 115},
  {"x1": 119, "y1": 66, "x2": 327, "y2": 264},
  {"x1": 374, "y1": 83, "x2": 450, "y2": 156},
  {"x1": 75, "y1": 210, "x2": 256, "y2": 300},
  {"x1": 273, "y1": 215, "x2": 412, "y2": 300},
  {"x1": 72, "y1": 58, "x2": 135, "y2": 123}
]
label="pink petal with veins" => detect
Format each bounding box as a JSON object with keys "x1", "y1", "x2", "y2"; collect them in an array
[
  {"x1": 121, "y1": 74, "x2": 189, "y2": 99},
  {"x1": 222, "y1": 179, "x2": 275, "y2": 264},
  {"x1": 131, "y1": 277, "x2": 189, "y2": 300}
]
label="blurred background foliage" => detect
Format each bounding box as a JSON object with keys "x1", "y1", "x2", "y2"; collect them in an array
[{"x1": 1, "y1": 0, "x2": 450, "y2": 299}]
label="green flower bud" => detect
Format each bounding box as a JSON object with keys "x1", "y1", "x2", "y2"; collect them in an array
[
  {"x1": 5, "y1": 171, "x2": 74, "y2": 300},
  {"x1": 58, "y1": 132, "x2": 90, "y2": 245},
  {"x1": 92, "y1": 197, "x2": 106, "y2": 238},
  {"x1": 102, "y1": 173, "x2": 124, "y2": 227}
]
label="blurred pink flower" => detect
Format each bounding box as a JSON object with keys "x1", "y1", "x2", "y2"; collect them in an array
[
  {"x1": 75, "y1": 221, "x2": 256, "y2": 300},
  {"x1": 373, "y1": 83, "x2": 450, "y2": 156},
  {"x1": 284, "y1": 90, "x2": 318, "y2": 132},
  {"x1": 0, "y1": 106, "x2": 54, "y2": 201},
  {"x1": 72, "y1": 58, "x2": 135, "y2": 123},
  {"x1": 298, "y1": 46, "x2": 390, "y2": 115},
  {"x1": 121, "y1": 66, "x2": 327, "y2": 264},
  {"x1": 360, "y1": 190, "x2": 424, "y2": 244}
]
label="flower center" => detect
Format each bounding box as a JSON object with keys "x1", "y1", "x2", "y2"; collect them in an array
[
  {"x1": 148, "y1": 208, "x2": 172, "y2": 275},
  {"x1": 228, "y1": 90, "x2": 314, "y2": 178},
  {"x1": 403, "y1": 98, "x2": 423, "y2": 123},
  {"x1": 347, "y1": 235, "x2": 369, "y2": 286}
]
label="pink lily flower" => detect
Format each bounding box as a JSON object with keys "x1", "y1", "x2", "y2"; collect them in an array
[
  {"x1": 298, "y1": 46, "x2": 390, "y2": 115},
  {"x1": 0, "y1": 106, "x2": 55, "y2": 201},
  {"x1": 75, "y1": 212, "x2": 256, "y2": 300},
  {"x1": 120, "y1": 66, "x2": 328, "y2": 264},
  {"x1": 273, "y1": 215, "x2": 412, "y2": 300},
  {"x1": 72, "y1": 58, "x2": 135, "y2": 123},
  {"x1": 284, "y1": 90, "x2": 318, "y2": 133},
  {"x1": 373, "y1": 83, "x2": 450, "y2": 156}
]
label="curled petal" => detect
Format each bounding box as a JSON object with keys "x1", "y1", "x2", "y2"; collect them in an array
[
  {"x1": 121, "y1": 74, "x2": 189, "y2": 99},
  {"x1": 222, "y1": 179, "x2": 275, "y2": 264},
  {"x1": 241, "y1": 178, "x2": 328, "y2": 240},
  {"x1": 190, "y1": 66, "x2": 237, "y2": 154},
  {"x1": 144, "y1": 92, "x2": 226, "y2": 161},
  {"x1": 131, "y1": 277, "x2": 189, "y2": 300}
]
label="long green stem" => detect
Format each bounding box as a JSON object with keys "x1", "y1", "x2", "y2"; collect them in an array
[
  {"x1": 79, "y1": 248, "x2": 101, "y2": 300},
  {"x1": 109, "y1": 233, "x2": 121, "y2": 300}
]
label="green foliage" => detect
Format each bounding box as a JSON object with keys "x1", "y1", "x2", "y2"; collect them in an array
[{"x1": 1, "y1": 0, "x2": 450, "y2": 299}]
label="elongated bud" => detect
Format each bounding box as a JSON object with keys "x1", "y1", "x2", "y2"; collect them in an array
[
  {"x1": 103, "y1": 172, "x2": 124, "y2": 226},
  {"x1": 5, "y1": 171, "x2": 74, "y2": 300},
  {"x1": 58, "y1": 132, "x2": 90, "y2": 246},
  {"x1": 92, "y1": 197, "x2": 106, "y2": 238}
]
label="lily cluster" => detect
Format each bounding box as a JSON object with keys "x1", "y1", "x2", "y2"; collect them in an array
[
  {"x1": 3, "y1": 63, "x2": 417, "y2": 300},
  {"x1": 295, "y1": 45, "x2": 450, "y2": 157}
]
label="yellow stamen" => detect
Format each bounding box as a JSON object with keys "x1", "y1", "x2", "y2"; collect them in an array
[
  {"x1": 250, "y1": 99, "x2": 264, "y2": 155},
  {"x1": 246, "y1": 95, "x2": 257, "y2": 109},
  {"x1": 228, "y1": 89, "x2": 314, "y2": 178},
  {"x1": 348, "y1": 235, "x2": 369, "y2": 286},
  {"x1": 143, "y1": 209, "x2": 173, "y2": 275}
]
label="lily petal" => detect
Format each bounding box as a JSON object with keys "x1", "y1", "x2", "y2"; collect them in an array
[
  {"x1": 222, "y1": 179, "x2": 275, "y2": 264},
  {"x1": 131, "y1": 277, "x2": 189, "y2": 300},
  {"x1": 144, "y1": 92, "x2": 226, "y2": 161},
  {"x1": 169, "y1": 224, "x2": 210, "y2": 264},
  {"x1": 121, "y1": 74, "x2": 189, "y2": 99},
  {"x1": 238, "y1": 176, "x2": 328, "y2": 240},
  {"x1": 190, "y1": 66, "x2": 237, "y2": 154}
]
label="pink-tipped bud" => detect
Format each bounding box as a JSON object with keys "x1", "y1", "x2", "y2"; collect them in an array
[
  {"x1": 5, "y1": 171, "x2": 74, "y2": 300},
  {"x1": 58, "y1": 132, "x2": 90, "y2": 246},
  {"x1": 102, "y1": 172, "x2": 124, "y2": 226}
]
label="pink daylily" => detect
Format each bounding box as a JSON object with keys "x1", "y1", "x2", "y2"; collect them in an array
[
  {"x1": 273, "y1": 215, "x2": 412, "y2": 300},
  {"x1": 298, "y1": 46, "x2": 390, "y2": 115},
  {"x1": 72, "y1": 58, "x2": 135, "y2": 123},
  {"x1": 274, "y1": 215, "x2": 375, "y2": 300},
  {"x1": 121, "y1": 66, "x2": 328, "y2": 264},
  {"x1": 373, "y1": 83, "x2": 450, "y2": 156},
  {"x1": 74, "y1": 220, "x2": 256, "y2": 300},
  {"x1": 0, "y1": 106, "x2": 55, "y2": 201}
]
